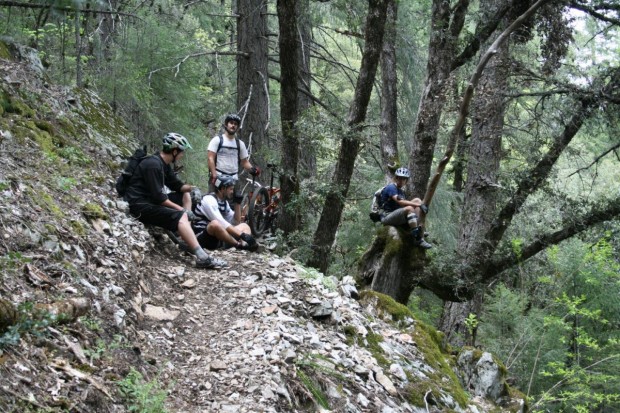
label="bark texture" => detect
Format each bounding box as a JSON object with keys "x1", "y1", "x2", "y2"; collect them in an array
[
  {"x1": 277, "y1": 0, "x2": 301, "y2": 234},
  {"x1": 237, "y1": 0, "x2": 269, "y2": 169},
  {"x1": 379, "y1": 0, "x2": 399, "y2": 179}
]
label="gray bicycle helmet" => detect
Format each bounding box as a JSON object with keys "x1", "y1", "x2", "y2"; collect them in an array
[
  {"x1": 224, "y1": 113, "x2": 241, "y2": 125},
  {"x1": 395, "y1": 167, "x2": 410, "y2": 178},
  {"x1": 162, "y1": 133, "x2": 192, "y2": 152},
  {"x1": 216, "y1": 176, "x2": 236, "y2": 190}
]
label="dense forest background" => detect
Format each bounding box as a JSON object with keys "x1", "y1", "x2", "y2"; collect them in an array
[{"x1": 1, "y1": 0, "x2": 618, "y2": 411}]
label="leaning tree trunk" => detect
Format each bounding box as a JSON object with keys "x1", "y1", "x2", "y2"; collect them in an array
[
  {"x1": 237, "y1": 0, "x2": 269, "y2": 171},
  {"x1": 358, "y1": 0, "x2": 468, "y2": 297}
]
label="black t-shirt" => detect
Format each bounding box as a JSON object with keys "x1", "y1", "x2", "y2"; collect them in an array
[{"x1": 125, "y1": 153, "x2": 184, "y2": 205}]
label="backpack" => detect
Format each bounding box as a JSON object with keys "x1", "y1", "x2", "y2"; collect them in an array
[
  {"x1": 214, "y1": 133, "x2": 241, "y2": 174},
  {"x1": 369, "y1": 186, "x2": 386, "y2": 222},
  {"x1": 115, "y1": 145, "x2": 148, "y2": 198}
]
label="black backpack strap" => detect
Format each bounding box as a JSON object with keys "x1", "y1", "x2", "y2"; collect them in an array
[{"x1": 214, "y1": 134, "x2": 242, "y2": 175}]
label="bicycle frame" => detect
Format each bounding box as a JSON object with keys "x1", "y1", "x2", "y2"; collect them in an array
[{"x1": 244, "y1": 164, "x2": 282, "y2": 237}]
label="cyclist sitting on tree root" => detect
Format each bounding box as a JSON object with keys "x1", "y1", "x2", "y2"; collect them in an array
[
  {"x1": 380, "y1": 167, "x2": 432, "y2": 249},
  {"x1": 192, "y1": 176, "x2": 259, "y2": 251}
]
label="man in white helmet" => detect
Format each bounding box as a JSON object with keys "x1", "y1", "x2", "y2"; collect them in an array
[
  {"x1": 380, "y1": 167, "x2": 432, "y2": 249},
  {"x1": 192, "y1": 176, "x2": 258, "y2": 251},
  {"x1": 126, "y1": 133, "x2": 227, "y2": 268}
]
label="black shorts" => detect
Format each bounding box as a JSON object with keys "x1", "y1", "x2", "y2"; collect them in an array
[
  {"x1": 195, "y1": 230, "x2": 222, "y2": 250},
  {"x1": 129, "y1": 193, "x2": 185, "y2": 231}
]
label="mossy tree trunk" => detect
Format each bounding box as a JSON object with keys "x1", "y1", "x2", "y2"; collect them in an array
[{"x1": 358, "y1": 227, "x2": 464, "y2": 304}]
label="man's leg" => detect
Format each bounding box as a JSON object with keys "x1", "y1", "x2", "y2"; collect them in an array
[
  {"x1": 234, "y1": 223, "x2": 258, "y2": 251},
  {"x1": 207, "y1": 221, "x2": 239, "y2": 247},
  {"x1": 381, "y1": 207, "x2": 431, "y2": 249},
  {"x1": 168, "y1": 192, "x2": 192, "y2": 211}
]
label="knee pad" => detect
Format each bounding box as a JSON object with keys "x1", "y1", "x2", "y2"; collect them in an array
[{"x1": 407, "y1": 213, "x2": 418, "y2": 227}]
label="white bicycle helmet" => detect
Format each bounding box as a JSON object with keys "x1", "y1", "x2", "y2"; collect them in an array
[
  {"x1": 162, "y1": 133, "x2": 192, "y2": 152},
  {"x1": 395, "y1": 167, "x2": 410, "y2": 178}
]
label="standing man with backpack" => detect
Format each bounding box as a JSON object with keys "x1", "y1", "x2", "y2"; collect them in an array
[
  {"x1": 207, "y1": 113, "x2": 261, "y2": 216},
  {"x1": 125, "y1": 133, "x2": 227, "y2": 269},
  {"x1": 379, "y1": 167, "x2": 433, "y2": 249}
]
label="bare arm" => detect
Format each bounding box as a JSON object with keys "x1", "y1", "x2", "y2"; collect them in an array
[
  {"x1": 208, "y1": 151, "x2": 217, "y2": 177},
  {"x1": 240, "y1": 158, "x2": 252, "y2": 171}
]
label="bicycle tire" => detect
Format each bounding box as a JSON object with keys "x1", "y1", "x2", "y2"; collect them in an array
[
  {"x1": 248, "y1": 187, "x2": 270, "y2": 236},
  {"x1": 240, "y1": 193, "x2": 251, "y2": 223}
]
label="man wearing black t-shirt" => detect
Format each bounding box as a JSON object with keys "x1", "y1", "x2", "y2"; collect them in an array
[{"x1": 126, "y1": 133, "x2": 227, "y2": 268}]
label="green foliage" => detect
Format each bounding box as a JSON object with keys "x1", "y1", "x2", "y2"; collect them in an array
[
  {"x1": 478, "y1": 236, "x2": 620, "y2": 413},
  {"x1": 56, "y1": 176, "x2": 78, "y2": 191},
  {"x1": 297, "y1": 264, "x2": 336, "y2": 291},
  {"x1": 464, "y1": 313, "x2": 478, "y2": 338},
  {"x1": 81, "y1": 202, "x2": 109, "y2": 220},
  {"x1": 296, "y1": 368, "x2": 330, "y2": 409},
  {"x1": 117, "y1": 368, "x2": 169, "y2": 413},
  {"x1": 0, "y1": 301, "x2": 54, "y2": 349}
]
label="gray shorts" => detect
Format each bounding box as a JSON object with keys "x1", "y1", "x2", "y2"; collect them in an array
[{"x1": 381, "y1": 208, "x2": 409, "y2": 227}]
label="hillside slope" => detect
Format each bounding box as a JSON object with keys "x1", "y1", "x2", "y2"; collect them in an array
[{"x1": 0, "y1": 42, "x2": 525, "y2": 413}]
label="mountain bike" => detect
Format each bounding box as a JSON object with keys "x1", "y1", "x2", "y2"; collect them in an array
[{"x1": 239, "y1": 164, "x2": 282, "y2": 237}]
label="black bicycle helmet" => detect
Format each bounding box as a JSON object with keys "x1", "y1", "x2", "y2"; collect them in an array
[
  {"x1": 216, "y1": 176, "x2": 236, "y2": 191},
  {"x1": 395, "y1": 167, "x2": 410, "y2": 178},
  {"x1": 224, "y1": 113, "x2": 241, "y2": 126},
  {"x1": 162, "y1": 133, "x2": 192, "y2": 152}
]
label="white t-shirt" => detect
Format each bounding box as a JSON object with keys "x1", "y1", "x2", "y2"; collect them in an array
[
  {"x1": 195, "y1": 194, "x2": 235, "y2": 230},
  {"x1": 207, "y1": 134, "x2": 249, "y2": 176}
]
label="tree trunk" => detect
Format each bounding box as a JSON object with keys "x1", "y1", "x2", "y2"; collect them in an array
[
  {"x1": 359, "y1": 227, "x2": 429, "y2": 304},
  {"x1": 75, "y1": 10, "x2": 83, "y2": 87},
  {"x1": 237, "y1": 0, "x2": 269, "y2": 170},
  {"x1": 379, "y1": 0, "x2": 399, "y2": 179},
  {"x1": 297, "y1": 0, "x2": 316, "y2": 179},
  {"x1": 277, "y1": 0, "x2": 301, "y2": 234},
  {"x1": 407, "y1": 0, "x2": 467, "y2": 198},
  {"x1": 439, "y1": 294, "x2": 483, "y2": 347},
  {"x1": 439, "y1": 23, "x2": 509, "y2": 339},
  {"x1": 307, "y1": 0, "x2": 389, "y2": 273}
]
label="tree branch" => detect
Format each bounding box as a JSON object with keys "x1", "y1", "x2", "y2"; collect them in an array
[
  {"x1": 0, "y1": 1, "x2": 137, "y2": 17},
  {"x1": 567, "y1": 142, "x2": 620, "y2": 178},
  {"x1": 423, "y1": 0, "x2": 553, "y2": 210},
  {"x1": 570, "y1": 1, "x2": 620, "y2": 26},
  {"x1": 487, "y1": 197, "x2": 620, "y2": 278},
  {"x1": 268, "y1": 73, "x2": 339, "y2": 118},
  {"x1": 487, "y1": 66, "x2": 620, "y2": 247},
  {"x1": 148, "y1": 50, "x2": 249, "y2": 81},
  {"x1": 451, "y1": 0, "x2": 515, "y2": 70}
]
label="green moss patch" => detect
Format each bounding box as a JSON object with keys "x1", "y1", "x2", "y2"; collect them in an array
[
  {"x1": 362, "y1": 291, "x2": 413, "y2": 321},
  {"x1": 408, "y1": 321, "x2": 468, "y2": 408},
  {"x1": 81, "y1": 203, "x2": 109, "y2": 221},
  {"x1": 0, "y1": 41, "x2": 11, "y2": 60}
]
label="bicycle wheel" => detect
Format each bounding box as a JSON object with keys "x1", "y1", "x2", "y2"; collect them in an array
[
  {"x1": 240, "y1": 193, "x2": 251, "y2": 223},
  {"x1": 248, "y1": 187, "x2": 270, "y2": 236}
]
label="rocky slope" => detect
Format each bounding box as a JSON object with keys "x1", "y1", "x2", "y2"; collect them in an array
[{"x1": 0, "y1": 41, "x2": 526, "y2": 412}]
